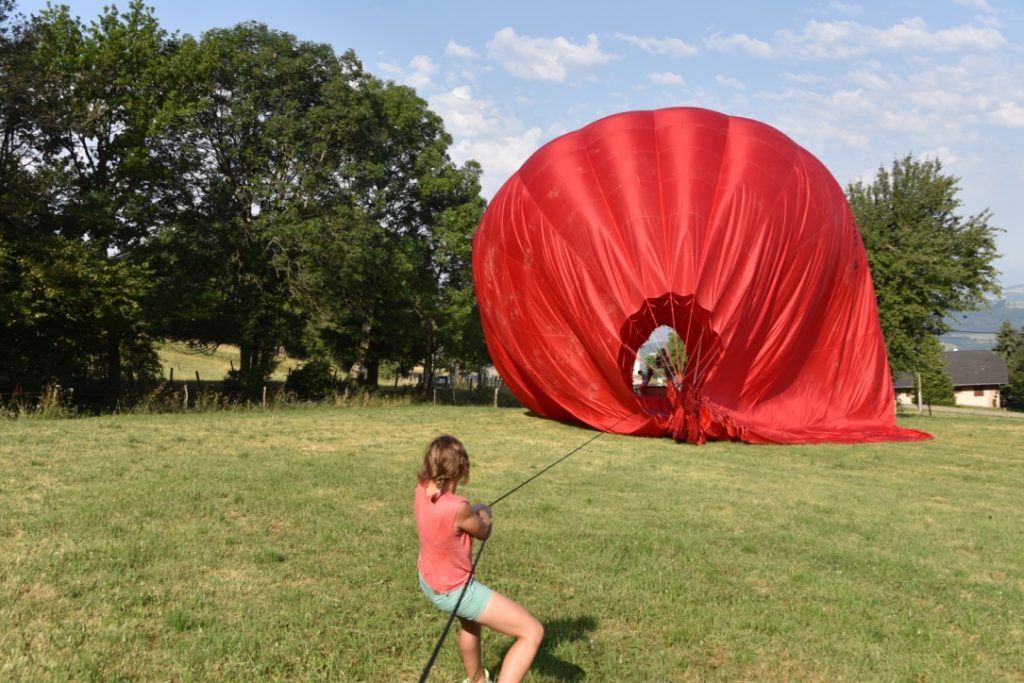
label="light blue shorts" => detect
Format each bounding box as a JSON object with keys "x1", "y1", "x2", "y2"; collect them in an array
[{"x1": 419, "y1": 574, "x2": 493, "y2": 621}]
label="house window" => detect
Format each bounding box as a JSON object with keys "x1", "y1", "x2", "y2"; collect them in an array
[{"x1": 974, "y1": 389, "x2": 984, "y2": 397}]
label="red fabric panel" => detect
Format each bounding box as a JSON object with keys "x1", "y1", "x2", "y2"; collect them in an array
[{"x1": 473, "y1": 107, "x2": 931, "y2": 444}]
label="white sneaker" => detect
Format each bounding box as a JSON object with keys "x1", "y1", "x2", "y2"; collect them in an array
[{"x1": 461, "y1": 669, "x2": 492, "y2": 683}]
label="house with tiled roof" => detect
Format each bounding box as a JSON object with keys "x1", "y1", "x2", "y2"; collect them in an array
[{"x1": 894, "y1": 350, "x2": 1009, "y2": 408}]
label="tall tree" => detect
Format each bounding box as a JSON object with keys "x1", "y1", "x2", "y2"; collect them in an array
[
  {"x1": 911, "y1": 334, "x2": 954, "y2": 407},
  {"x1": 146, "y1": 23, "x2": 342, "y2": 385},
  {"x1": 1, "y1": 1, "x2": 168, "y2": 393},
  {"x1": 273, "y1": 65, "x2": 486, "y2": 391},
  {"x1": 846, "y1": 155, "x2": 1001, "y2": 373},
  {"x1": 994, "y1": 321, "x2": 1024, "y2": 409}
]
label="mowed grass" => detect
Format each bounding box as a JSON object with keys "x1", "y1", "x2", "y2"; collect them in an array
[{"x1": 1, "y1": 408, "x2": 1022, "y2": 682}]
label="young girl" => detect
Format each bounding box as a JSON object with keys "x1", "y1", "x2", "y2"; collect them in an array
[{"x1": 415, "y1": 435, "x2": 544, "y2": 683}]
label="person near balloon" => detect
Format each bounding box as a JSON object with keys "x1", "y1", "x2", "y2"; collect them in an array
[
  {"x1": 639, "y1": 365, "x2": 654, "y2": 391},
  {"x1": 414, "y1": 435, "x2": 544, "y2": 683},
  {"x1": 658, "y1": 349, "x2": 676, "y2": 386}
]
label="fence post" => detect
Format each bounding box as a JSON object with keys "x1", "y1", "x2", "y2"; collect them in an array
[
  {"x1": 262, "y1": 385, "x2": 267, "y2": 408},
  {"x1": 169, "y1": 367, "x2": 174, "y2": 382},
  {"x1": 183, "y1": 384, "x2": 188, "y2": 410}
]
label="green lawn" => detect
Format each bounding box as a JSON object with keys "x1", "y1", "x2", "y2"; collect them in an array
[{"x1": 1, "y1": 407, "x2": 1022, "y2": 681}]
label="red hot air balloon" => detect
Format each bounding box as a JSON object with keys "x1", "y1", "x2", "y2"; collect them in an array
[{"x1": 472, "y1": 107, "x2": 930, "y2": 444}]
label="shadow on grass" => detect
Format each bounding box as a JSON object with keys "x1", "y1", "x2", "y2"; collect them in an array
[{"x1": 496, "y1": 615, "x2": 597, "y2": 682}]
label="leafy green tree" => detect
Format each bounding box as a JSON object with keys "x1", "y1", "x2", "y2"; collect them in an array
[
  {"x1": 1, "y1": 1, "x2": 166, "y2": 393},
  {"x1": 665, "y1": 330, "x2": 689, "y2": 376},
  {"x1": 270, "y1": 63, "x2": 486, "y2": 392},
  {"x1": 1, "y1": 238, "x2": 159, "y2": 390},
  {"x1": 911, "y1": 334, "x2": 954, "y2": 407},
  {"x1": 994, "y1": 321, "x2": 1024, "y2": 409},
  {"x1": 846, "y1": 155, "x2": 1001, "y2": 374},
  {"x1": 145, "y1": 22, "x2": 342, "y2": 386}
]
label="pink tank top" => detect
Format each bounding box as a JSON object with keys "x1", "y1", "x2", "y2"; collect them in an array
[{"x1": 415, "y1": 482, "x2": 472, "y2": 593}]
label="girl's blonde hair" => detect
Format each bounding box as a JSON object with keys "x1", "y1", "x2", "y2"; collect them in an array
[{"x1": 418, "y1": 434, "x2": 470, "y2": 491}]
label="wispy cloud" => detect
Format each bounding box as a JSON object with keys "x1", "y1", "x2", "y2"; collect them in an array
[
  {"x1": 486, "y1": 27, "x2": 617, "y2": 82},
  {"x1": 775, "y1": 17, "x2": 1006, "y2": 59},
  {"x1": 648, "y1": 72, "x2": 686, "y2": 86},
  {"x1": 614, "y1": 33, "x2": 698, "y2": 57},
  {"x1": 953, "y1": 0, "x2": 994, "y2": 13},
  {"x1": 445, "y1": 40, "x2": 479, "y2": 60},
  {"x1": 715, "y1": 75, "x2": 746, "y2": 90},
  {"x1": 827, "y1": 1, "x2": 862, "y2": 16},
  {"x1": 762, "y1": 49, "x2": 1024, "y2": 164},
  {"x1": 991, "y1": 101, "x2": 1024, "y2": 127},
  {"x1": 704, "y1": 32, "x2": 775, "y2": 58},
  {"x1": 706, "y1": 16, "x2": 1006, "y2": 61},
  {"x1": 427, "y1": 84, "x2": 544, "y2": 195},
  {"x1": 379, "y1": 55, "x2": 438, "y2": 89}
]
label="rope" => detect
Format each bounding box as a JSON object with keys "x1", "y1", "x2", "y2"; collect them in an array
[
  {"x1": 416, "y1": 417, "x2": 628, "y2": 682},
  {"x1": 416, "y1": 540, "x2": 489, "y2": 683}
]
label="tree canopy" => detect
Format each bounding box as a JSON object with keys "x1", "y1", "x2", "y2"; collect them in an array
[
  {"x1": 846, "y1": 155, "x2": 1002, "y2": 374},
  {"x1": 994, "y1": 322, "x2": 1024, "y2": 409},
  {"x1": 1, "y1": 1, "x2": 486, "y2": 403}
]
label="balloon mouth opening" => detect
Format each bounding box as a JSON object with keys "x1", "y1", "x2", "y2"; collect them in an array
[{"x1": 617, "y1": 293, "x2": 722, "y2": 420}]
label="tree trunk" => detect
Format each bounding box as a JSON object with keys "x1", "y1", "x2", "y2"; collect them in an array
[
  {"x1": 344, "y1": 317, "x2": 374, "y2": 391},
  {"x1": 106, "y1": 324, "x2": 122, "y2": 393},
  {"x1": 239, "y1": 341, "x2": 251, "y2": 377},
  {"x1": 423, "y1": 321, "x2": 435, "y2": 397},
  {"x1": 366, "y1": 357, "x2": 380, "y2": 388}
]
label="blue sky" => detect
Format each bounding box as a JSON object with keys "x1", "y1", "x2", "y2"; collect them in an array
[{"x1": 15, "y1": 0, "x2": 1024, "y2": 286}]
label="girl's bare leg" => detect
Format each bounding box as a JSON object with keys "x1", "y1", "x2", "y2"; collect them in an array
[
  {"x1": 475, "y1": 591, "x2": 544, "y2": 683},
  {"x1": 457, "y1": 617, "x2": 487, "y2": 683}
]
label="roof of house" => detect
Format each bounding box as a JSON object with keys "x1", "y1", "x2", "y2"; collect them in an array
[{"x1": 893, "y1": 350, "x2": 1009, "y2": 390}]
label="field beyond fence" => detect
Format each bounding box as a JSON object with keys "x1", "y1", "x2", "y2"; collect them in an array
[{"x1": 1, "y1": 407, "x2": 1022, "y2": 681}]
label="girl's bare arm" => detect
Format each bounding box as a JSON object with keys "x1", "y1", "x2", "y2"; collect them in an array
[{"x1": 455, "y1": 502, "x2": 492, "y2": 540}]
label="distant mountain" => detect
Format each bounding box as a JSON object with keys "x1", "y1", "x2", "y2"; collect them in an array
[
  {"x1": 1002, "y1": 283, "x2": 1024, "y2": 302},
  {"x1": 941, "y1": 285, "x2": 1024, "y2": 350}
]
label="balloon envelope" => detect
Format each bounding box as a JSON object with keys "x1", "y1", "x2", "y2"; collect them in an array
[{"x1": 473, "y1": 107, "x2": 930, "y2": 444}]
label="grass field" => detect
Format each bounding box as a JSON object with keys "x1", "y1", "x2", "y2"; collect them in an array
[
  {"x1": 157, "y1": 342, "x2": 299, "y2": 382},
  {"x1": 2, "y1": 407, "x2": 1023, "y2": 681}
]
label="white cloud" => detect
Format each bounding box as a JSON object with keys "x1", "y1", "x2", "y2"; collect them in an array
[
  {"x1": 715, "y1": 74, "x2": 746, "y2": 90},
  {"x1": 847, "y1": 69, "x2": 891, "y2": 91},
  {"x1": 919, "y1": 147, "x2": 959, "y2": 166},
  {"x1": 648, "y1": 72, "x2": 686, "y2": 86},
  {"x1": 445, "y1": 40, "x2": 479, "y2": 60},
  {"x1": 430, "y1": 85, "x2": 509, "y2": 138},
  {"x1": 486, "y1": 27, "x2": 617, "y2": 82},
  {"x1": 775, "y1": 18, "x2": 1006, "y2": 59},
  {"x1": 785, "y1": 71, "x2": 828, "y2": 85},
  {"x1": 407, "y1": 55, "x2": 438, "y2": 89},
  {"x1": 379, "y1": 55, "x2": 438, "y2": 89},
  {"x1": 954, "y1": 0, "x2": 994, "y2": 13},
  {"x1": 704, "y1": 32, "x2": 775, "y2": 58},
  {"x1": 426, "y1": 84, "x2": 547, "y2": 196},
  {"x1": 828, "y1": 1, "x2": 862, "y2": 16},
  {"x1": 991, "y1": 101, "x2": 1024, "y2": 127},
  {"x1": 452, "y1": 129, "x2": 546, "y2": 197},
  {"x1": 757, "y1": 48, "x2": 1024, "y2": 175},
  {"x1": 614, "y1": 33, "x2": 698, "y2": 57}
]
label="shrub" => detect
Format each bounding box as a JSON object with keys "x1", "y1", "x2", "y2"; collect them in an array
[{"x1": 285, "y1": 359, "x2": 337, "y2": 400}]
